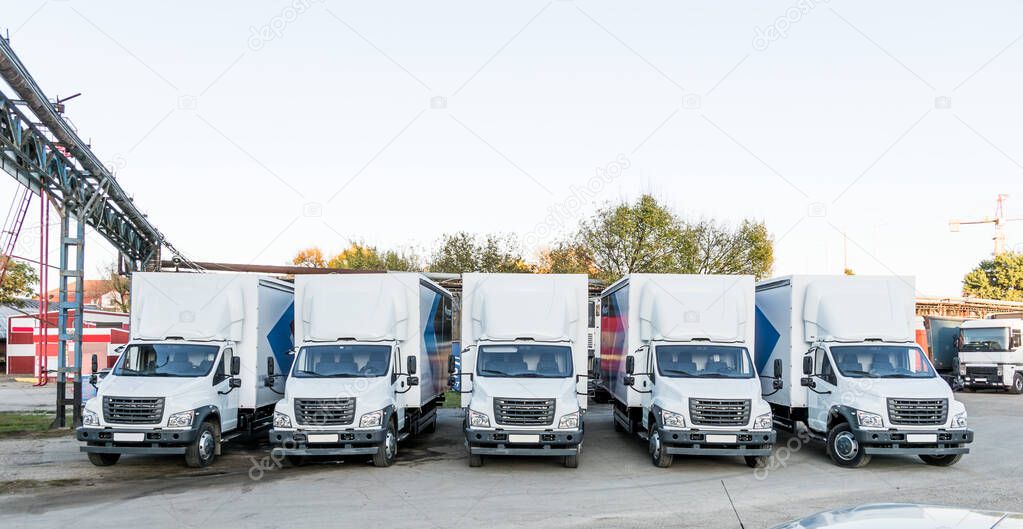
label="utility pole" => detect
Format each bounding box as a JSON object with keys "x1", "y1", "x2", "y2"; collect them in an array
[{"x1": 950, "y1": 194, "x2": 1022, "y2": 256}]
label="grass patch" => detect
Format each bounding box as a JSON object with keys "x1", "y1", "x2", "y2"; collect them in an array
[
  {"x1": 442, "y1": 391, "x2": 462, "y2": 408},
  {"x1": 0, "y1": 411, "x2": 57, "y2": 437}
]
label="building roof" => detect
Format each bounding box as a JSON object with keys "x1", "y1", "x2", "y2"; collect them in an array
[{"x1": 0, "y1": 299, "x2": 40, "y2": 338}]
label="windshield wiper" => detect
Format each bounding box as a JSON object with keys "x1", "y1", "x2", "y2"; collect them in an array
[
  {"x1": 295, "y1": 369, "x2": 326, "y2": 378},
  {"x1": 662, "y1": 369, "x2": 695, "y2": 376},
  {"x1": 843, "y1": 370, "x2": 879, "y2": 378}
]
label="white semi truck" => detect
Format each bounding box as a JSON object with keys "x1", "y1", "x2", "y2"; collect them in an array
[
  {"x1": 959, "y1": 317, "x2": 1023, "y2": 394},
  {"x1": 596, "y1": 274, "x2": 775, "y2": 468},
  {"x1": 756, "y1": 275, "x2": 974, "y2": 468},
  {"x1": 269, "y1": 273, "x2": 453, "y2": 467},
  {"x1": 455, "y1": 273, "x2": 588, "y2": 468},
  {"x1": 77, "y1": 273, "x2": 295, "y2": 468}
]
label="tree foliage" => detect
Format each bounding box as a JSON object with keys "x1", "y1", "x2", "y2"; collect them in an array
[
  {"x1": 537, "y1": 242, "x2": 595, "y2": 275},
  {"x1": 428, "y1": 232, "x2": 532, "y2": 274},
  {"x1": 963, "y1": 252, "x2": 1023, "y2": 301},
  {"x1": 0, "y1": 258, "x2": 38, "y2": 306},
  {"x1": 292, "y1": 247, "x2": 326, "y2": 268},
  {"x1": 326, "y1": 243, "x2": 420, "y2": 272},
  {"x1": 100, "y1": 262, "x2": 131, "y2": 312}
]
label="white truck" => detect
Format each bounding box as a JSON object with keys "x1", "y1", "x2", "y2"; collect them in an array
[
  {"x1": 454, "y1": 273, "x2": 588, "y2": 468},
  {"x1": 596, "y1": 274, "x2": 775, "y2": 468},
  {"x1": 77, "y1": 272, "x2": 294, "y2": 468},
  {"x1": 269, "y1": 273, "x2": 453, "y2": 467},
  {"x1": 756, "y1": 275, "x2": 974, "y2": 468},
  {"x1": 959, "y1": 317, "x2": 1023, "y2": 394}
]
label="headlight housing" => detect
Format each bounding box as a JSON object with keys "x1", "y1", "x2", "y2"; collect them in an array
[
  {"x1": 273, "y1": 411, "x2": 292, "y2": 429},
  {"x1": 856, "y1": 410, "x2": 884, "y2": 428},
  {"x1": 558, "y1": 411, "x2": 580, "y2": 429},
  {"x1": 359, "y1": 409, "x2": 384, "y2": 428},
  {"x1": 468, "y1": 408, "x2": 491, "y2": 428},
  {"x1": 660, "y1": 409, "x2": 686, "y2": 428},
  {"x1": 952, "y1": 411, "x2": 968, "y2": 428},
  {"x1": 83, "y1": 409, "x2": 99, "y2": 426},
  {"x1": 753, "y1": 412, "x2": 773, "y2": 430},
  {"x1": 167, "y1": 410, "x2": 195, "y2": 428}
]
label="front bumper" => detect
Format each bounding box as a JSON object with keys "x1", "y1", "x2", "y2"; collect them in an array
[
  {"x1": 962, "y1": 375, "x2": 1007, "y2": 389},
  {"x1": 269, "y1": 428, "x2": 384, "y2": 456},
  {"x1": 76, "y1": 426, "x2": 197, "y2": 455},
  {"x1": 660, "y1": 428, "x2": 776, "y2": 456},
  {"x1": 853, "y1": 427, "x2": 974, "y2": 456},
  {"x1": 465, "y1": 427, "x2": 583, "y2": 457}
]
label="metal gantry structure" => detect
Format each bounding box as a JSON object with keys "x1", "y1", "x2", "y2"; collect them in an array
[{"x1": 0, "y1": 36, "x2": 192, "y2": 427}]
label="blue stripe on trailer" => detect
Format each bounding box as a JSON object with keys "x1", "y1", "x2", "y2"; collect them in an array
[
  {"x1": 754, "y1": 305, "x2": 779, "y2": 373},
  {"x1": 268, "y1": 302, "x2": 295, "y2": 373}
]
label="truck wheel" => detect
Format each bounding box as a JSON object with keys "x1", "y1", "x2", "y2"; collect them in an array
[
  {"x1": 423, "y1": 415, "x2": 438, "y2": 434},
  {"x1": 744, "y1": 455, "x2": 768, "y2": 469},
  {"x1": 563, "y1": 454, "x2": 579, "y2": 468},
  {"x1": 185, "y1": 420, "x2": 218, "y2": 468},
  {"x1": 826, "y1": 422, "x2": 871, "y2": 468},
  {"x1": 613, "y1": 418, "x2": 626, "y2": 433},
  {"x1": 1010, "y1": 373, "x2": 1023, "y2": 395},
  {"x1": 286, "y1": 455, "x2": 306, "y2": 467},
  {"x1": 372, "y1": 421, "x2": 398, "y2": 467},
  {"x1": 648, "y1": 425, "x2": 673, "y2": 468},
  {"x1": 919, "y1": 454, "x2": 963, "y2": 466},
  {"x1": 87, "y1": 452, "x2": 120, "y2": 466},
  {"x1": 468, "y1": 453, "x2": 484, "y2": 467}
]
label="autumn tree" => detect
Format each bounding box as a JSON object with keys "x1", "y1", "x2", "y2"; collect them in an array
[
  {"x1": 100, "y1": 262, "x2": 131, "y2": 312},
  {"x1": 292, "y1": 247, "x2": 326, "y2": 268},
  {"x1": 0, "y1": 258, "x2": 38, "y2": 306},
  {"x1": 537, "y1": 241, "x2": 594, "y2": 275},
  {"x1": 963, "y1": 252, "x2": 1023, "y2": 301}
]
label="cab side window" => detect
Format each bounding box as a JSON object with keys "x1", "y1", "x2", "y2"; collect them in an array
[
  {"x1": 820, "y1": 355, "x2": 836, "y2": 385},
  {"x1": 214, "y1": 349, "x2": 232, "y2": 384}
]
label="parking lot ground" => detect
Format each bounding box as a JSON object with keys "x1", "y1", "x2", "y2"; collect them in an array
[{"x1": 0, "y1": 392, "x2": 1020, "y2": 529}]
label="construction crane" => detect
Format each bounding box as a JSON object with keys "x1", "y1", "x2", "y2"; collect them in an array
[
  {"x1": 950, "y1": 194, "x2": 1023, "y2": 256},
  {"x1": 0, "y1": 35, "x2": 196, "y2": 428}
]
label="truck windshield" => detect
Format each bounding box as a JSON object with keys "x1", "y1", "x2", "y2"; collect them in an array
[
  {"x1": 113, "y1": 343, "x2": 220, "y2": 377},
  {"x1": 477, "y1": 344, "x2": 572, "y2": 378},
  {"x1": 960, "y1": 327, "x2": 1009, "y2": 352},
  {"x1": 830, "y1": 345, "x2": 936, "y2": 378},
  {"x1": 655, "y1": 345, "x2": 755, "y2": 379},
  {"x1": 292, "y1": 344, "x2": 391, "y2": 378}
]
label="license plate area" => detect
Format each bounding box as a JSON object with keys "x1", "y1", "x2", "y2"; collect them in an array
[
  {"x1": 113, "y1": 432, "x2": 145, "y2": 442},
  {"x1": 508, "y1": 434, "x2": 540, "y2": 444},
  {"x1": 906, "y1": 434, "x2": 937, "y2": 443},
  {"x1": 308, "y1": 434, "x2": 339, "y2": 444},
  {"x1": 706, "y1": 434, "x2": 737, "y2": 444}
]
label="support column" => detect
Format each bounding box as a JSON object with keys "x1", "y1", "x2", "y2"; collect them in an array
[{"x1": 55, "y1": 209, "x2": 85, "y2": 428}]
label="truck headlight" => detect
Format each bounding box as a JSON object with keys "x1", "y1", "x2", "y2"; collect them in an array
[
  {"x1": 273, "y1": 411, "x2": 292, "y2": 429},
  {"x1": 83, "y1": 409, "x2": 99, "y2": 426},
  {"x1": 753, "y1": 413, "x2": 773, "y2": 430},
  {"x1": 661, "y1": 410, "x2": 686, "y2": 428},
  {"x1": 558, "y1": 411, "x2": 580, "y2": 429},
  {"x1": 359, "y1": 409, "x2": 384, "y2": 428},
  {"x1": 468, "y1": 408, "x2": 490, "y2": 428},
  {"x1": 952, "y1": 412, "x2": 968, "y2": 428},
  {"x1": 856, "y1": 410, "x2": 883, "y2": 428},
  {"x1": 167, "y1": 410, "x2": 195, "y2": 428}
]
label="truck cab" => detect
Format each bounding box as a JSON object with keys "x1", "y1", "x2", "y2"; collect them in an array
[{"x1": 959, "y1": 318, "x2": 1023, "y2": 394}]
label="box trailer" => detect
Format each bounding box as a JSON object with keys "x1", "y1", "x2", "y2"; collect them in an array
[
  {"x1": 596, "y1": 274, "x2": 774, "y2": 468},
  {"x1": 455, "y1": 273, "x2": 588, "y2": 468},
  {"x1": 77, "y1": 272, "x2": 294, "y2": 467},
  {"x1": 270, "y1": 273, "x2": 453, "y2": 466},
  {"x1": 756, "y1": 275, "x2": 973, "y2": 468}
]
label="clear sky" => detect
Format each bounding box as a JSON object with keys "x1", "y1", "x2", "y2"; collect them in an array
[{"x1": 2, "y1": 0, "x2": 1020, "y2": 297}]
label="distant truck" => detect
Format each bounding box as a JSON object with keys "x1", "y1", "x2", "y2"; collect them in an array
[
  {"x1": 959, "y1": 317, "x2": 1023, "y2": 394},
  {"x1": 77, "y1": 273, "x2": 294, "y2": 468},
  {"x1": 756, "y1": 275, "x2": 973, "y2": 468},
  {"x1": 269, "y1": 273, "x2": 453, "y2": 467},
  {"x1": 596, "y1": 274, "x2": 775, "y2": 468},
  {"x1": 455, "y1": 273, "x2": 588, "y2": 468}
]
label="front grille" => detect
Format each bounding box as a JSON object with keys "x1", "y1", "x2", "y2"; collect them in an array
[
  {"x1": 965, "y1": 366, "x2": 998, "y2": 378},
  {"x1": 494, "y1": 398, "x2": 555, "y2": 426},
  {"x1": 103, "y1": 396, "x2": 165, "y2": 424},
  {"x1": 295, "y1": 398, "x2": 356, "y2": 426},
  {"x1": 689, "y1": 399, "x2": 751, "y2": 427},
  {"x1": 887, "y1": 398, "x2": 948, "y2": 426}
]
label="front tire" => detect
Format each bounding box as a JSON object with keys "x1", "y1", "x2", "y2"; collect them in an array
[
  {"x1": 372, "y1": 421, "x2": 397, "y2": 467},
  {"x1": 185, "y1": 421, "x2": 217, "y2": 468},
  {"x1": 1010, "y1": 373, "x2": 1023, "y2": 395},
  {"x1": 563, "y1": 454, "x2": 578, "y2": 468},
  {"x1": 649, "y1": 425, "x2": 673, "y2": 468},
  {"x1": 87, "y1": 452, "x2": 120, "y2": 466},
  {"x1": 744, "y1": 455, "x2": 768, "y2": 469},
  {"x1": 468, "y1": 453, "x2": 483, "y2": 467},
  {"x1": 919, "y1": 454, "x2": 963, "y2": 467},
  {"x1": 826, "y1": 422, "x2": 871, "y2": 468}
]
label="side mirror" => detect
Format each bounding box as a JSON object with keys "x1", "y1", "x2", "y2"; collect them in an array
[
  {"x1": 407, "y1": 356, "x2": 417, "y2": 376},
  {"x1": 448, "y1": 355, "x2": 456, "y2": 374},
  {"x1": 800, "y1": 376, "x2": 815, "y2": 388},
  {"x1": 229, "y1": 378, "x2": 242, "y2": 389},
  {"x1": 623, "y1": 375, "x2": 635, "y2": 386},
  {"x1": 91, "y1": 354, "x2": 98, "y2": 373},
  {"x1": 267, "y1": 357, "x2": 275, "y2": 377},
  {"x1": 1012, "y1": 331, "x2": 1022, "y2": 350},
  {"x1": 89, "y1": 374, "x2": 98, "y2": 386},
  {"x1": 626, "y1": 356, "x2": 635, "y2": 375},
  {"x1": 407, "y1": 376, "x2": 419, "y2": 387},
  {"x1": 231, "y1": 356, "x2": 241, "y2": 376},
  {"x1": 802, "y1": 356, "x2": 813, "y2": 376},
  {"x1": 773, "y1": 378, "x2": 783, "y2": 390},
  {"x1": 773, "y1": 358, "x2": 783, "y2": 379}
]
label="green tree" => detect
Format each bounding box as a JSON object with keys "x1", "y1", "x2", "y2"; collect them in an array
[
  {"x1": 0, "y1": 258, "x2": 38, "y2": 306},
  {"x1": 963, "y1": 252, "x2": 1023, "y2": 301},
  {"x1": 325, "y1": 242, "x2": 421, "y2": 271},
  {"x1": 681, "y1": 218, "x2": 774, "y2": 279},
  {"x1": 428, "y1": 232, "x2": 532, "y2": 273}
]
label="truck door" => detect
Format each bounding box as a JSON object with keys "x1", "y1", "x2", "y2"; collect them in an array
[
  {"x1": 392, "y1": 345, "x2": 407, "y2": 432},
  {"x1": 214, "y1": 348, "x2": 240, "y2": 432},
  {"x1": 806, "y1": 347, "x2": 838, "y2": 433}
]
